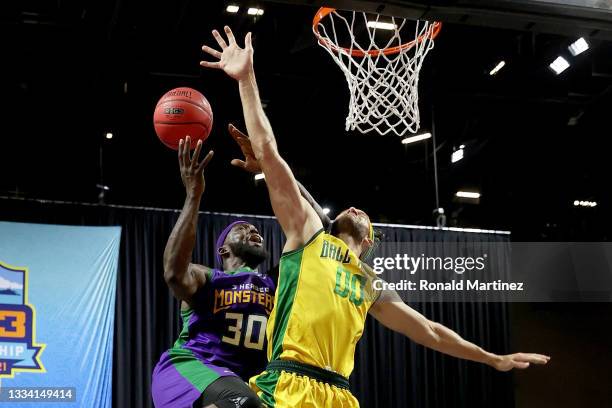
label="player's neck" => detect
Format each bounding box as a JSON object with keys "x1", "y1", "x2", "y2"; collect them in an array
[
  {"x1": 223, "y1": 258, "x2": 250, "y2": 273},
  {"x1": 336, "y1": 232, "x2": 363, "y2": 258}
]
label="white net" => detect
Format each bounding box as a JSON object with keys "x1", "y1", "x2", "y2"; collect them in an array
[{"x1": 314, "y1": 9, "x2": 439, "y2": 136}]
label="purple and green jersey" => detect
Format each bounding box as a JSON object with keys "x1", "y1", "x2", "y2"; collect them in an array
[{"x1": 152, "y1": 267, "x2": 275, "y2": 408}]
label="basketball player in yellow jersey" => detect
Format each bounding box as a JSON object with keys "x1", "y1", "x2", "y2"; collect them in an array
[{"x1": 201, "y1": 26, "x2": 550, "y2": 408}]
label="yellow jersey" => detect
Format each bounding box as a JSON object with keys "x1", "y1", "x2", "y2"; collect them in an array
[{"x1": 266, "y1": 229, "x2": 380, "y2": 378}]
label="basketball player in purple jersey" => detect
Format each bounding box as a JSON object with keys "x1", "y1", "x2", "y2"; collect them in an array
[{"x1": 152, "y1": 132, "x2": 327, "y2": 408}]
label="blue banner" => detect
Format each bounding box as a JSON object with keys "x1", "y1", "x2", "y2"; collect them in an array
[{"x1": 0, "y1": 221, "x2": 120, "y2": 407}]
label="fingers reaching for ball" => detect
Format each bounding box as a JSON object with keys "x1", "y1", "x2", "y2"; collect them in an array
[
  {"x1": 178, "y1": 136, "x2": 213, "y2": 170},
  {"x1": 212, "y1": 29, "x2": 228, "y2": 50},
  {"x1": 227, "y1": 123, "x2": 261, "y2": 174},
  {"x1": 200, "y1": 27, "x2": 255, "y2": 81},
  {"x1": 198, "y1": 150, "x2": 214, "y2": 172},
  {"x1": 191, "y1": 139, "x2": 203, "y2": 169},
  {"x1": 177, "y1": 136, "x2": 191, "y2": 168}
]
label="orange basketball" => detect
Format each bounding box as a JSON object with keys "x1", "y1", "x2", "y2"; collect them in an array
[{"x1": 153, "y1": 87, "x2": 213, "y2": 150}]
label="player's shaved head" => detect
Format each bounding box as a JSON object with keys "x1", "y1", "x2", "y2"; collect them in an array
[{"x1": 330, "y1": 207, "x2": 373, "y2": 257}]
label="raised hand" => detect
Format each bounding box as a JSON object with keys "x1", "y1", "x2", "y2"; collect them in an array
[
  {"x1": 178, "y1": 136, "x2": 214, "y2": 198},
  {"x1": 492, "y1": 352, "x2": 550, "y2": 372},
  {"x1": 228, "y1": 124, "x2": 261, "y2": 174},
  {"x1": 200, "y1": 26, "x2": 253, "y2": 81}
]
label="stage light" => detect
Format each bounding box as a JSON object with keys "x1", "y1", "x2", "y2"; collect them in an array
[
  {"x1": 451, "y1": 147, "x2": 464, "y2": 163},
  {"x1": 247, "y1": 7, "x2": 264, "y2": 16},
  {"x1": 401, "y1": 132, "x2": 431, "y2": 145},
  {"x1": 489, "y1": 60, "x2": 505, "y2": 76},
  {"x1": 322, "y1": 207, "x2": 331, "y2": 215},
  {"x1": 574, "y1": 200, "x2": 597, "y2": 207},
  {"x1": 367, "y1": 21, "x2": 397, "y2": 30},
  {"x1": 105, "y1": 132, "x2": 113, "y2": 139},
  {"x1": 549, "y1": 56, "x2": 570, "y2": 75},
  {"x1": 254, "y1": 173, "x2": 265, "y2": 181},
  {"x1": 226, "y1": 5, "x2": 239, "y2": 13},
  {"x1": 568, "y1": 37, "x2": 589, "y2": 56},
  {"x1": 456, "y1": 191, "x2": 480, "y2": 199}
]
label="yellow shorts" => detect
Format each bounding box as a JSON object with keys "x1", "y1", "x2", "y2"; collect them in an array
[{"x1": 250, "y1": 370, "x2": 359, "y2": 408}]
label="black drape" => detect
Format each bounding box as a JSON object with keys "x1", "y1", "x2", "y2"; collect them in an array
[{"x1": 0, "y1": 197, "x2": 512, "y2": 408}]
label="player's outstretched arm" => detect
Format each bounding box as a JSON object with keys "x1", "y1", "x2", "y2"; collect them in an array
[
  {"x1": 369, "y1": 289, "x2": 551, "y2": 371},
  {"x1": 163, "y1": 136, "x2": 214, "y2": 303},
  {"x1": 228, "y1": 123, "x2": 332, "y2": 230},
  {"x1": 200, "y1": 27, "x2": 321, "y2": 250}
]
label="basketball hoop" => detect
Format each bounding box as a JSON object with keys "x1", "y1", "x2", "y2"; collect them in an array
[{"x1": 313, "y1": 7, "x2": 441, "y2": 136}]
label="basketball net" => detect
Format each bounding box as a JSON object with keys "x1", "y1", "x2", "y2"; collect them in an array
[{"x1": 313, "y1": 8, "x2": 441, "y2": 136}]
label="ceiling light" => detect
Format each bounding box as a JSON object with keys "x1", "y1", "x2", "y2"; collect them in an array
[
  {"x1": 254, "y1": 173, "x2": 265, "y2": 181},
  {"x1": 451, "y1": 148, "x2": 464, "y2": 163},
  {"x1": 367, "y1": 21, "x2": 397, "y2": 30},
  {"x1": 574, "y1": 200, "x2": 597, "y2": 207},
  {"x1": 401, "y1": 132, "x2": 431, "y2": 145},
  {"x1": 105, "y1": 132, "x2": 113, "y2": 139},
  {"x1": 226, "y1": 5, "x2": 239, "y2": 13},
  {"x1": 322, "y1": 207, "x2": 331, "y2": 215},
  {"x1": 248, "y1": 7, "x2": 264, "y2": 16},
  {"x1": 489, "y1": 60, "x2": 506, "y2": 76},
  {"x1": 456, "y1": 191, "x2": 480, "y2": 199},
  {"x1": 549, "y1": 56, "x2": 570, "y2": 75},
  {"x1": 568, "y1": 37, "x2": 589, "y2": 56}
]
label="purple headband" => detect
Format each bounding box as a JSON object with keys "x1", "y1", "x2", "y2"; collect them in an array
[{"x1": 215, "y1": 220, "x2": 249, "y2": 267}]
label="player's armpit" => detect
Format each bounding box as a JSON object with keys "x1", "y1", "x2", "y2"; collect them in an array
[
  {"x1": 267, "y1": 264, "x2": 279, "y2": 288},
  {"x1": 166, "y1": 263, "x2": 210, "y2": 304},
  {"x1": 188, "y1": 263, "x2": 210, "y2": 287}
]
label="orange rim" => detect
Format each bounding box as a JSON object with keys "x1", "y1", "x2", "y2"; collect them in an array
[{"x1": 312, "y1": 7, "x2": 442, "y2": 57}]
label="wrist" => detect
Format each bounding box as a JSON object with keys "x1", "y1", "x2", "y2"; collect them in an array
[
  {"x1": 185, "y1": 191, "x2": 203, "y2": 202},
  {"x1": 483, "y1": 352, "x2": 502, "y2": 368},
  {"x1": 237, "y1": 69, "x2": 256, "y2": 85}
]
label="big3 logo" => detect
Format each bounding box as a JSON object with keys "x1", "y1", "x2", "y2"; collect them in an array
[{"x1": 0, "y1": 261, "x2": 45, "y2": 379}]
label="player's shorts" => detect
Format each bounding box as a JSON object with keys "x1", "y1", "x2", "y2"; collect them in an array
[
  {"x1": 249, "y1": 360, "x2": 360, "y2": 408},
  {"x1": 195, "y1": 376, "x2": 262, "y2": 408},
  {"x1": 152, "y1": 348, "x2": 237, "y2": 408}
]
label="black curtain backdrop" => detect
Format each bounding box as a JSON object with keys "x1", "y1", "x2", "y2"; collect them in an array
[{"x1": 0, "y1": 197, "x2": 513, "y2": 408}]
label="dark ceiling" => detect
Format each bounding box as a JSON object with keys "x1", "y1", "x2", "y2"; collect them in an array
[{"x1": 1, "y1": 0, "x2": 611, "y2": 240}]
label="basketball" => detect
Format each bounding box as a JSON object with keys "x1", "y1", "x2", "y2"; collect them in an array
[{"x1": 153, "y1": 87, "x2": 213, "y2": 150}]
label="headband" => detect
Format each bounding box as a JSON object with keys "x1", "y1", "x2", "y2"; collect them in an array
[{"x1": 215, "y1": 220, "x2": 249, "y2": 267}]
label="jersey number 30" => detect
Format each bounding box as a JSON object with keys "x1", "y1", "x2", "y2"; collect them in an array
[{"x1": 222, "y1": 313, "x2": 267, "y2": 350}]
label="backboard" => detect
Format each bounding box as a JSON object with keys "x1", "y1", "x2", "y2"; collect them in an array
[
  {"x1": 514, "y1": 0, "x2": 611, "y2": 11},
  {"x1": 266, "y1": 0, "x2": 612, "y2": 40}
]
